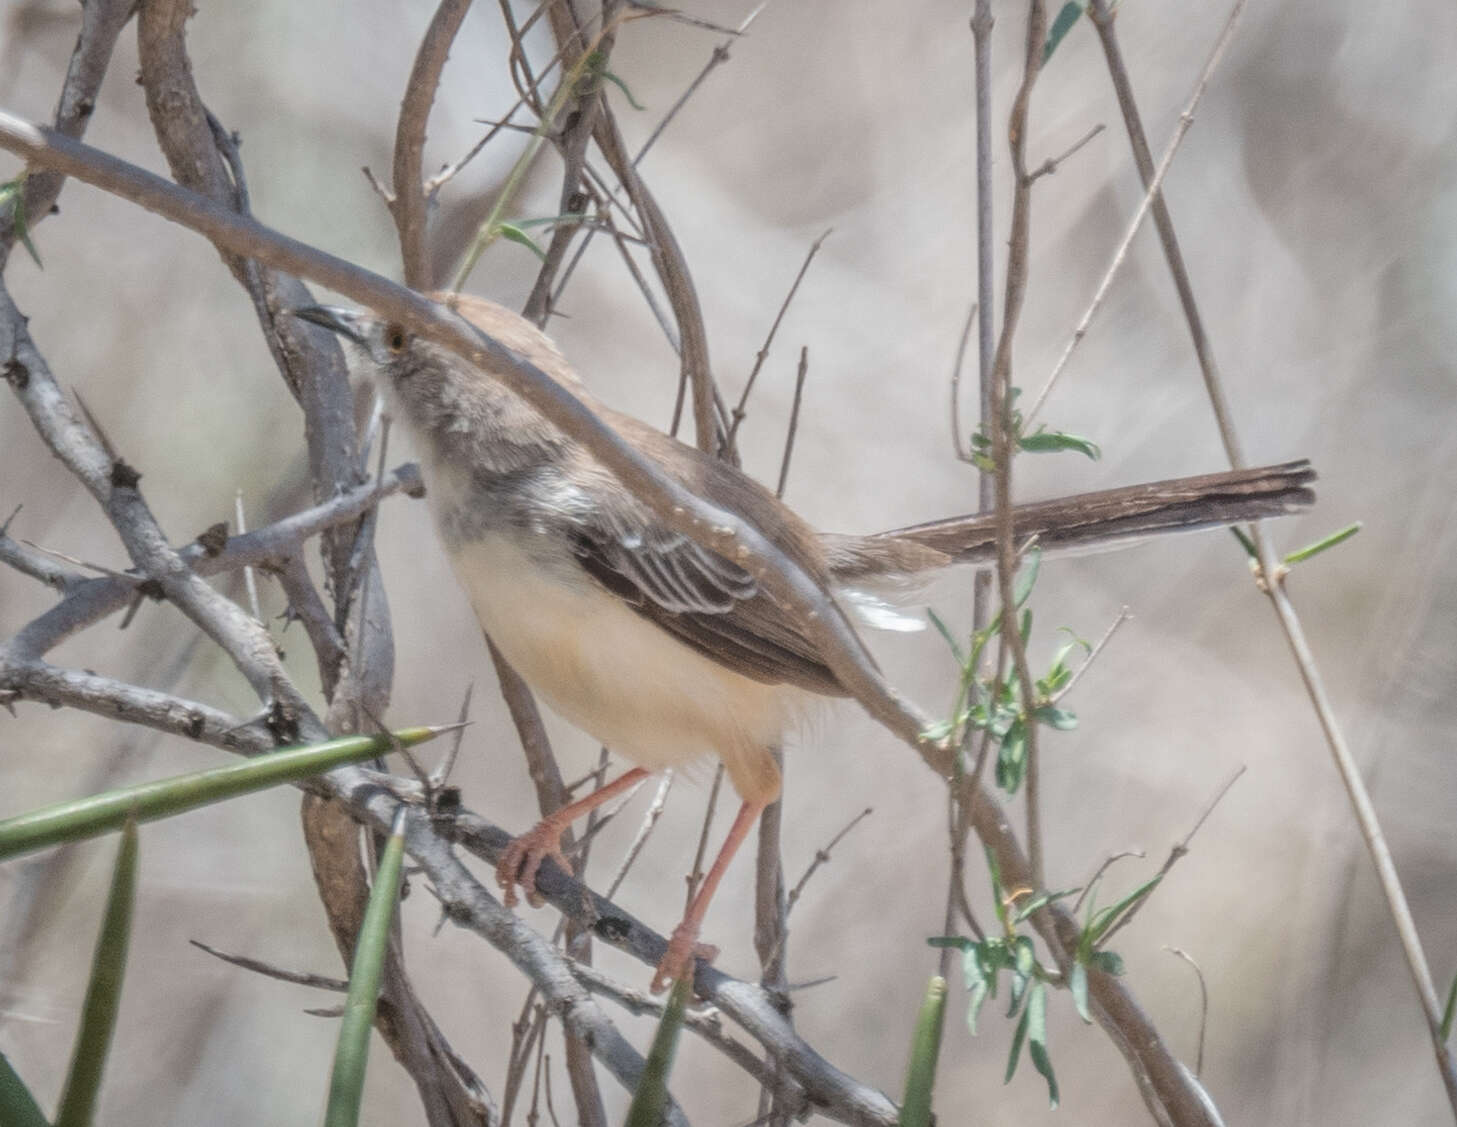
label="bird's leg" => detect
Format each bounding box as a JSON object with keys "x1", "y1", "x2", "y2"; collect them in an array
[
  {"x1": 652, "y1": 796, "x2": 769, "y2": 994},
  {"x1": 498, "y1": 766, "x2": 651, "y2": 907}
]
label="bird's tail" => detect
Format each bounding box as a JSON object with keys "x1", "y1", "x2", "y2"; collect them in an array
[{"x1": 824, "y1": 460, "x2": 1317, "y2": 581}]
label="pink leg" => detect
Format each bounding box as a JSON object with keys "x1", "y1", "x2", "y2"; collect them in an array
[
  {"x1": 498, "y1": 767, "x2": 650, "y2": 907},
  {"x1": 652, "y1": 797, "x2": 768, "y2": 994}
]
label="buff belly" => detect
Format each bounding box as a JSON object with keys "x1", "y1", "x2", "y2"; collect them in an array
[{"x1": 445, "y1": 531, "x2": 799, "y2": 804}]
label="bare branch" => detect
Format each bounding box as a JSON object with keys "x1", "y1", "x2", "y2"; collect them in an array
[
  {"x1": 727, "y1": 228, "x2": 830, "y2": 454},
  {"x1": 391, "y1": 0, "x2": 475, "y2": 288},
  {"x1": 0, "y1": 0, "x2": 135, "y2": 267}
]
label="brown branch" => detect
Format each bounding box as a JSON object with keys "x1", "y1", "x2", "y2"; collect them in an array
[
  {"x1": 583, "y1": 67, "x2": 723, "y2": 453},
  {"x1": 523, "y1": 0, "x2": 623, "y2": 327},
  {"x1": 391, "y1": 0, "x2": 475, "y2": 289},
  {"x1": 990, "y1": 0, "x2": 1048, "y2": 892}
]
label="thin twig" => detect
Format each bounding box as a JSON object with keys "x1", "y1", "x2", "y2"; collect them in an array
[
  {"x1": 1026, "y1": 121, "x2": 1106, "y2": 183},
  {"x1": 1048, "y1": 607, "x2": 1131, "y2": 705},
  {"x1": 1164, "y1": 947, "x2": 1209, "y2": 1079},
  {"x1": 685, "y1": 762, "x2": 726, "y2": 911},
  {"x1": 389, "y1": 0, "x2": 475, "y2": 288},
  {"x1": 727, "y1": 228, "x2": 831, "y2": 452},
  {"x1": 604, "y1": 771, "x2": 674, "y2": 900},
  {"x1": 948, "y1": 299, "x2": 979, "y2": 463},
  {"x1": 632, "y1": 1, "x2": 769, "y2": 168},
  {"x1": 429, "y1": 682, "x2": 475, "y2": 791},
  {"x1": 1100, "y1": 766, "x2": 1245, "y2": 947},
  {"x1": 234, "y1": 490, "x2": 263, "y2": 625},
  {"x1": 1025, "y1": 0, "x2": 1248, "y2": 430},
  {"x1": 189, "y1": 939, "x2": 348, "y2": 992},
  {"x1": 774, "y1": 347, "x2": 810, "y2": 499}
]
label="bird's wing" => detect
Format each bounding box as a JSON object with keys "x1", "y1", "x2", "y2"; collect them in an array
[{"x1": 568, "y1": 510, "x2": 848, "y2": 696}]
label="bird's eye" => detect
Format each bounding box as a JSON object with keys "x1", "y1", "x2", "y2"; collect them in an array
[{"x1": 385, "y1": 326, "x2": 407, "y2": 353}]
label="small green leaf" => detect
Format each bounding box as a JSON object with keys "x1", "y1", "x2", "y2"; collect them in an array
[
  {"x1": 1441, "y1": 974, "x2": 1457, "y2": 1043},
  {"x1": 926, "y1": 935, "x2": 974, "y2": 952},
  {"x1": 1013, "y1": 547, "x2": 1042, "y2": 608},
  {"x1": 1018, "y1": 429, "x2": 1100, "y2": 460},
  {"x1": 1070, "y1": 961, "x2": 1091, "y2": 1023},
  {"x1": 1042, "y1": 2, "x2": 1086, "y2": 63},
  {"x1": 0, "y1": 178, "x2": 43, "y2": 268},
  {"x1": 966, "y1": 977, "x2": 991, "y2": 1034},
  {"x1": 995, "y1": 717, "x2": 1027, "y2": 793},
  {"x1": 324, "y1": 807, "x2": 409, "y2": 1127},
  {"x1": 1229, "y1": 525, "x2": 1258, "y2": 559},
  {"x1": 984, "y1": 847, "x2": 1012, "y2": 931},
  {"x1": 1283, "y1": 521, "x2": 1362, "y2": 566},
  {"x1": 1026, "y1": 982, "x2": 1060, "y2": 1107},
  {"x1": 898, "y1": 976, "x2": 948, "y2": 1127},
  {"x1": 1005, "y1": 991, "x2": 1031, "y2": 1083},
  {"x1": 0, "y1": 1050, "x2": 48, "y2": 1127},
  {"x1": 1086, "y1": 874, "x2": 1164, "y2": 948},
  {"x1": 1091, "y1": 949, "x2": 1125, "y2": 975},
  {"x1": 1033, "y1": 705, "x2": 1078, "y2": 731},
  {"x1": 1013, "y1": 886, "x2": 1078, "y2": 924},
  {"x1": 926, "y1": 608, "x2": 966, "y2": 665},
  {"x1": 601, "y1": 69, "x2": 647, "y2": 110},
  {"x1": 54, "y1": 820, "x2": 137, "y2": 1127},
  {"x1": 496, "y1": 222, "x2": 548, "y2": 261},
  {"x1": 624, "y1": 974, "x2": 692, "y2": 1127}
]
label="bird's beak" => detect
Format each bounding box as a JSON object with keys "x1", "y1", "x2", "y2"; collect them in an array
[{"x1": 291, "y1": 304, "x2": 368, "y2": 346}]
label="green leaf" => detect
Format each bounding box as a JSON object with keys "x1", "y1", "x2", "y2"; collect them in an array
[
  {"x1": 324, "y1": 808, "x2": 409, "y2": 1127},
  {"x1": 1013, "y1": 886, "x2": 1078, "y2": 924},
  {"x1": 601, "y1": 69, "x2": 647, "y2": 110},
  {"x1": 496, "y1": 222, "x2": 548, "y2": 261},
  {"x1": 926, "y1": 935, "x2": 974, "y2": 952},
  {"x1": 925, "y1": 608, "x2": 966, "y2": 665},
  {"x1": 1042, "y1": 2, "x2": 1086, "y2": 63},
  {"x1": 1442, "y1": 973, "x2": 1457, "y2": 1042},
  {"x1": 1229, "y1": 525, "x2": 1258, "y2": 559},
  {"x1": 1070, "y1": 961, "x2": 1091, "y2": 1024},
  {"x1": 1013, "y1": 547, "x2": 1042, "y2": 608},
  {"x1": 1283, "y1": 521, "x2": 1362, "y2": 566},
  {"x1": 0, "y1": 178, "x2": 43, "y2": 269},
  {"x1": 898, "y1": 976, "x2": 948, "y2": 1127},
  {"x1": 54, "y1": 820, "x2": 137, "y2": 1127},
  {"x1": 0, "y1": 1050, "x2": 47, "y2": 1127},
  {"x1": 624, "y1": 974, "x2": 692, "y2": 1127},
  {"x1": 1008, "y1": 936, "x2": 1036, "y2": 1016},
  {"x1": 1005, "y1": 990, "x2": 1031, "y2": 1083},
  {"x1": 1026, "y1": 982, "x2": 1060, "y2": 1107},
  {"x1": 0, "y1": 726, "x2": 446, "y2": 861},
  {"x1": 1085, "y1": 874, "x2": 1164, "y2": 948},
  {"x1": 1091, "y1": 949, "x2": 1125, "y2": 975},
  {"x1": 1018, "y1": 429, "x2": 1100, "y2": 460},
  {"x1": 995, "y1": 717, "x2": 1027, "y2": 793},
  {"x1": 1033, "y1": 705, "x2": 1078, "y2": 731}
]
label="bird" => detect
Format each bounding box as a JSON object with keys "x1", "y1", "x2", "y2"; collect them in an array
[{"x1": 294, "y1": 293, "x2": 1315, "y2": 992}]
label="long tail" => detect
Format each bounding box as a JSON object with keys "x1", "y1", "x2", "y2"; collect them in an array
[{"x1": 826, "y1": 460, "x2": 1317, "y2": 579}]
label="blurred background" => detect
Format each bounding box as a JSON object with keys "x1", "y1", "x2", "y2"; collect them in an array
[{"x1": 2, "y1": 1, "x2": 1455, "y2": 1123}]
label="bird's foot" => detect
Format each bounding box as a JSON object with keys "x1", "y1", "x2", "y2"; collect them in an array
[
  {"x1": 497, "y1": 820, "x2": 572, "y2": 908},
  {"x1": 651, "y1": 920, "x2": 719, "y2": 994}
]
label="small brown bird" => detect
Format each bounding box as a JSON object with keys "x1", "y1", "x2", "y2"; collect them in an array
[{"x1": 296, "y1": 294, "x2": 1315, "y2": 991}]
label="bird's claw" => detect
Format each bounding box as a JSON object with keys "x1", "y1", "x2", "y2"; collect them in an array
[
  {"x1": 497, "y1": 822, "x2": 572, "y2": 908},
  {"x1": 651, "y1": 922, "x2": 719, "y2": 994}
]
